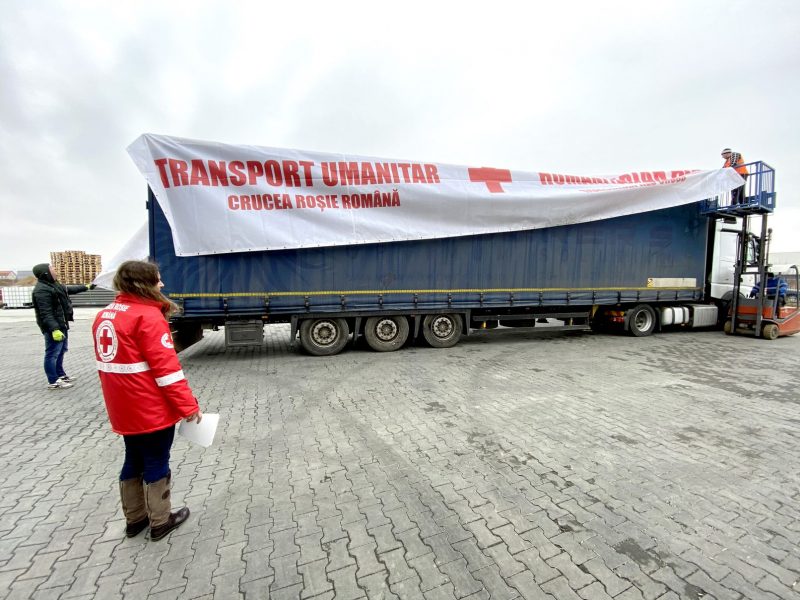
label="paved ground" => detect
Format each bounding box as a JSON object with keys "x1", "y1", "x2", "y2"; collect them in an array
[{"x1": 1, "y1": 307, "x2": 799, "y2": 600}]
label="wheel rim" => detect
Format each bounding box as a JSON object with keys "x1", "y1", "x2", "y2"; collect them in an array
[
  {"x1": 310, "y1": 321, "x2": 339, "y2": 346},
  {"x1": 374, "y1": 318, "x2": 399, "y2": 342},
  {"x1": 633, "y1": 311, "x2": 653, "y2": 332},
  {"x1": 431, "y1": 316, "x2": 455, "y2": 340}
]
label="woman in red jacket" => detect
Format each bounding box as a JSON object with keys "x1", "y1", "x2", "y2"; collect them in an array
[{"x1": 93, "y1": 260, "x2": 203, "y2": 541}]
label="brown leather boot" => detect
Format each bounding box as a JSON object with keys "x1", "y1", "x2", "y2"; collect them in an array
[
  {"x1": 144, "y1": 472, "x2": 190, "y2": 541},
  {"x1": 119, "y1": 477, "x2": 149, "y2": 537}
]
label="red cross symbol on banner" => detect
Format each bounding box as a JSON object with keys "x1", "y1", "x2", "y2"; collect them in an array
[{"x1": 468, "y1": 167, "x2": 513, "y2": 193}]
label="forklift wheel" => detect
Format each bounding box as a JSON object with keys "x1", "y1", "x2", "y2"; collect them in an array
[
  {"x1": 723, "y1": 320, "x2": 733, "y2": 335},
  {"x1": 762, "y1": 323, "x2": 779, "y2": 340}
]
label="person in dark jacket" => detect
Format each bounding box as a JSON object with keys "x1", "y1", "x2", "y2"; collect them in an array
[{"x1": 32, "y1": 263, "x2": 93, "y2": 389}]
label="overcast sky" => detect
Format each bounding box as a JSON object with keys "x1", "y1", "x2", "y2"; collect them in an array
[{"x1": 1, "y1": 0, "x2": 798, "y2": 270}]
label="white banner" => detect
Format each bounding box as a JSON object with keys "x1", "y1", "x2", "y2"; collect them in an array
[{"x1": 127, "y1": 134, "x2": 743, "y2": 256}]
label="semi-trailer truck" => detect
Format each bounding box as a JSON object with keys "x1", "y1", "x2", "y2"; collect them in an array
[{"x1": 127, "y1": 134, "x2": 776, "y2": 355}]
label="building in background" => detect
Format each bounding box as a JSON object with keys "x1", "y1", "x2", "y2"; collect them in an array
[
  {"x1": 50, "y1": 250, "x2": 102, "y2": 285},
  {"x1": 0, "y1": 271, "x2": 17, "y2": 282}
]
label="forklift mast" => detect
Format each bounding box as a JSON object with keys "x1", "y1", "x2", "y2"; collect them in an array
[{"x1": 701, "y1": 161, "x2": 776, "y2": 337}]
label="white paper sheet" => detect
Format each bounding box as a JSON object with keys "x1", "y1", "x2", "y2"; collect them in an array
[{"x1": 177, "y1": 413, "x2": 219, "y2": 447}]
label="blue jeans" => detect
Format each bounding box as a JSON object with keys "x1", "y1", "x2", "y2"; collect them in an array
[
  {"x1": 120, "y1": 426, "x2": 175, "y2": 483},
  {"x1": 43, "y1": 331, "x2": 68, "y2": 384}
]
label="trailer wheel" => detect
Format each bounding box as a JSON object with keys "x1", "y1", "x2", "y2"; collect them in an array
[
  {"x1": 364, "y1": 316, "x2": 409, "y2": 352},
  {"x1": 627, "y1": 304, "x2": 656, "y2": 337},
  {"x1": 299, "y1": 318, "x2": 349, "y2": 356},
  {"x1": 762, "y1": 323, "x2": 779, "y2": 340},
  {"x1": 422, "y1": 314, "x2": 462, "y2": 348}
]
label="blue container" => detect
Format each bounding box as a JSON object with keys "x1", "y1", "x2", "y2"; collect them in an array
[{"x1": 149, "y1": 189, "x2": 709, "y2": 322}]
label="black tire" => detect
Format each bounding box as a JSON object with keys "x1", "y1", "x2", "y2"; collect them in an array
[
  {"x1": 364, "y1": 316, "x2": 409, "y2": 352},
  {"x1": 716, "y1": 299, "x2": 732, "y2": 329},
  {"x1": 627, "y1": 304, "x2": 656, "y2": 337},
  {"x1": 299, "y1": 318, "x2": 349, "y2": 356},
  {"x1": 762, "y1": 323, "x2": 779, "y2": 340},
  {"x1": 422, "y1": 313, "x2": 463, "y2": 348}
]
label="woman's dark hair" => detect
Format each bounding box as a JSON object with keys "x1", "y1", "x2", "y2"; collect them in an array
[{"x1": 113, "y1": 260, "x2": 179, "y2": 317}]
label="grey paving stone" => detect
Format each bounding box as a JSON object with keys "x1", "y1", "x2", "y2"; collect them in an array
[
  {"x1": 438, "y1": 558, "x2": 483, "y2": 599},
  {"x1": 328, "y1": 564, "x2": 367, "y2": 600},
  {"x1": 350, "y1": 544, "x2": 386, "y2": 579},
  {"x1": 358, "y1": 571, "x2": 398, "y2": 600},
  {"x1": 390, "y1": 574, "x2": 424, "y2": 600},
  {"x1": 2, "y1": 316, "x2": 800, "y2": 600},
  {"x1": 422, "y1": 582, "x2": 457, "y2": 600},
  {"x1": 514, "y1": 548, "x2": 559, "y2": 585},
  {"x1": 463, "y1": 521, "x2": 500, "y2": 550},
  {"x1": 397, "y1": 529, "x2": 433, "y2": 562},
  {"x1": 325, "y1": 538, "x2": 356, "y2": 573},
  {"x1": 578, "y1": 557, "x2": 630, "y2": 597},
  {"x1": 409, "y1": 552, "x2": 449, "y2": 592},
  {"x1": 380, "y1": 548, "x2": 417, "y2": 585},
  {"x1": 471, "y1": 564, "x2": 517, "y2": 600},
  {"x1": 507, "y1": 570, "x2": 554, "y2": 600},
  {"x1": 540, "y1": 575, "x2": 584, "y2": 600},
  {"x1": 298, "y1": 558, "x2": 332, "y2": 598},
  {"x1": 546, "y1": 552, "x2": 595, "y2": 590}
]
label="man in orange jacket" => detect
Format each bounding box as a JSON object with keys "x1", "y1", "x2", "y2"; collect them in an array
[{"x1": 721, "y1": 148, "x2": 748, "y2": 205}]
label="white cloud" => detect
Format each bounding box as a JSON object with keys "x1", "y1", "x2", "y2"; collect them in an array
[{"x1": 1, "y1": 0, "x2": 799, "y2": 269}]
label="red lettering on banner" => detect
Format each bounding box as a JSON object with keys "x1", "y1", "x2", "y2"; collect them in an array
[
  {"x1": 228, "y1": 194, "x2": 293, "y2": 210},
  {"x1": 155, "y1": 159, "x2": 170, "y2": 187},
  {"x1": 361, "y1": 163, "x2": 377, "y2": 185},
  {"x1": 264, "y1": 160, "x2": 283, "y2": 186},
  {"x1": 190, "y1": 160, "x2": 210, "y2": 186},
  {"x1": 321, "y1": 163, "x2": 337, "y2": 186},
  {"x1": 424, "y1": 164, "x2": 440, "y2": 183},
  {"x1": 246, "y1": 161, "x2": 264, "y2": 185},
  {"x1": 209, "y1": 161, "x2": 229, "y2": 186},
  {"x1": 155, "y1": 157, "x2": 444, "y2": 189},
  {"x1": 468, "y1": 167, "x2": 512, "y2": 193},
  {"x1": 168, "y1": 159, "x2": 189, "y2": 187},
  {"x1": 282, "y1": 161, "x2": 300, "y2": 186},
  {"x1": 376, "y1": 163, "x2": 393, "y2": 184},
  {"x1": 229, "y1": 161, "x2": 246, "y2": 186},
  {"x1": 299, "y1": 161, "x2": 314, "y2": 186},
  {"x1": 339, "y1": 162, "x2": 361, "y2": 185}
]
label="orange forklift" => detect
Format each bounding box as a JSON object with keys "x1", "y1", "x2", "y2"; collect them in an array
[
  {"x1": 726, "y1": 264, "x2": 800, "y2": 339},
  {"x1": 711, "y1": 162, "x2": 800, "y2": 339}
]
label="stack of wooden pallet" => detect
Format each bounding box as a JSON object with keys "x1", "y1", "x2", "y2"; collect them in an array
[{"x1": 50, "y1": 250, "x2": 102, "y2": 285}]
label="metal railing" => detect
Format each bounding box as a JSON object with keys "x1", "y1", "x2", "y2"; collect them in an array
[{"x1": 701, "y1": 161, "x2": 776, "y2": 214}]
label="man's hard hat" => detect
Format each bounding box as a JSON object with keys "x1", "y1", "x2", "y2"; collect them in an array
[{"x1": 721, "y1": 148, "x2": 732, "y2": 155}]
